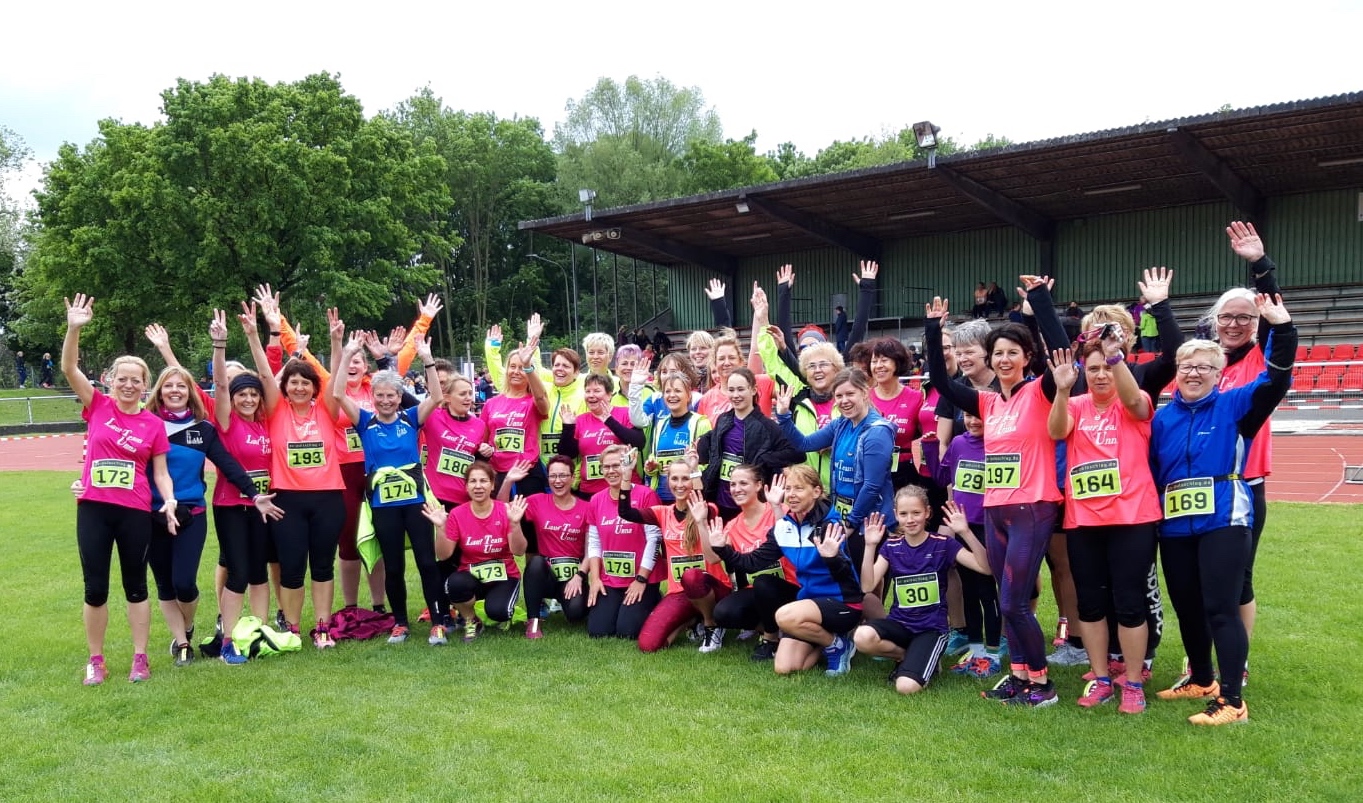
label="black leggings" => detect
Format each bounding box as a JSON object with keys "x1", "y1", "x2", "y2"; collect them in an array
[
  {"x1": 1160, "y1": 526, "x2": 1250, "y2": 701},
  {"x1": 445, "y1": 572, "x2": 520, "y2": 622},
  {"x1": 1067, "y1": 523, "x2": 1158, "y2": 629},
  {"x1": 77, "y1": 501, "x2": 152, "y2": 606},
  {"x1": 587, "y1": 584, "x2": 661, "y2": 638},
  {"x1": 1241, "y1": 481, "x2": 1267, "y2": 605},
  {"x1": 213, "y1": 504, "x2": 271, "y2": 594},
  {"x1": 271, "y1": 490, "x2": 343, "y2": 588},
  {"x1": 722, "y1": 575, "x2": 800, "y2": 634},
  {"x1": 371, "y1": 503, "x2": 445, "y2": 627},
  {"x1": 522, "y1": 556, "x2": 589, "y2": 623},
  {"x1": 149, "y1": 508, "x2": 208, "y2": 603},
  {"x1": 957, "y1": 523, "x2": 1000, "y2": 646}
]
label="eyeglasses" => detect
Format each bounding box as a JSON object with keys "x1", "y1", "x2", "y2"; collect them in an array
[
  {"x1": 1216, "y1": 313, "x2": 1256, "y2": 326},
  {"x1": 600, "y1": 464, "x2": 623, "y2": 472},
  {"x1": 806, "y1": 361, "x2": 833, "y2": 371},
  {"x1": 1177, "y1": 364, "x2": 1218, "y2": 376},
  {"x1": 547, "y1": 473, "x2": 573, "y2": 481}
]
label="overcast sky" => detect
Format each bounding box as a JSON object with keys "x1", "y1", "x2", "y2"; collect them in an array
[{"x1": 4, "y1": 0, "x2": 1362, "y2": 207}]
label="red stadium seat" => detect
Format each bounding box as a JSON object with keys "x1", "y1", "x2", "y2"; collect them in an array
[
  {"x1": 1291, "y1": 373, "x2": 1315, "y2": 393},
  {"x1": 1314, "y1": 373, "x2": 1341, "y2": 393},
  {"x1": 1340, "y1": 370, "x2": 1363, "y2": 391},
  {"x1": 1298, "y1": 364, "x2": 1323, "y2": 381},
  {"x1": 1295, "y1": 345, "x2": 1309, "y2": 362},
  {"x1": 1331, "y1": 344, "x2": 1358, "y2": 361},
  {"x1": 1308, "y1": 345, "x2": 1333, "y2": 362}
]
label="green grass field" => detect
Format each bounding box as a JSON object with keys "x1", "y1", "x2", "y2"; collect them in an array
[
  {"x1": 1, "y1": 470, "x2": 1360, "y2": 801},
  {"x1": 0, "y1": 388, "x2": 83, "y2": 427}
]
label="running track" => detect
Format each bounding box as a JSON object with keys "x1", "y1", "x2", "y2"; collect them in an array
[{"x1": 4, "y1": 431, "x2": 1362, "y2": 504}]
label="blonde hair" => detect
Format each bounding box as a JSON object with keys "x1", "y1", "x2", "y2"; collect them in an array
[
  {"x1": 798, "y1": 343, "x2": 844, "y2": 376},
  {"x1": 108, "y1": 355, "x2": 152, "y2": 385},
  {"x1": 685, "y1": 330, "x2": 714, "y2": 352},
  {"x1": 145, "y1": 365, "x2": 207, "y2": 420},
  {"x1": 782, "y1": 463, "x2": 822, "y2": 495},
  {"x1": 582, "y1": 332, "x2": 615, "y2": 355},
  {"x1": 894, "y1": 484, "x2": 930, "y2": 509},
  {"x1": 710, "y1": 335, "x2": 743, "y2": 374},
  {"x1": 1174, "y1": 339, "x2": 1226, "y2": 371},
  {"x1": 1080, "y1": 304, "x2": 1137, "y2": 350}
]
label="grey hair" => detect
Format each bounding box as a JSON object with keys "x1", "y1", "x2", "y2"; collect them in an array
[
  {"x1": 370, "y1": 369, "x2": 405, "y2": 394},
  {"x1": 950, "y1": 319, "x2": 993, "y2": 349},
  {"x1": 1200, "y1": 288, "x2": 1258, "y2": 344}
]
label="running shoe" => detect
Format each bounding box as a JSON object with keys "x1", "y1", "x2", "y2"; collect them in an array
[
  {"x1": 982, "y1": 674, "x2": 1025, "y2": 701},
  {"x1": 1188, "y1": 696, "x2": 1248, "y2": 726},
  {"x1": 945, "y1": 629, "x2": 971, "y2": 657},
  {"x1": 699, "y1": 627, "x2": 726, "y2": 654},
  {"x1": 83, "y1": 658, "x2": 107, "y2": 686},
  {"x1": 525, "y1": 618, "x2": 543, "y2": 640},
  {"x1": 463, "y1": 617, "x2": 484, "y2": 644},
  {"x1": 428, "y1": 625, "x2": 448, "y2": 646},
  {"x1": 173, "y1": 642, "x2": 193, "y2": 667},
  {"x1": 1077, "y1": 679, "x2": 1115, "y2": 708},
  {"x1": 949, "y1": 652, "x2": 976, "y2": 674},
  {"x1": 968, "y1": 654, "x2": 1002, "y2": 679},
  {"x1": 1242, "y1": 662, "x2": 1249, "y2": 688},
  {"x1": 220, "y1": 640, "x2": 248, "y2": 666},
  {"x1": 372, "y1": 604, "x2": 387, "y2": 615},
  {"x1": 387, "y1": 625, "x2": 409, "y2": 645},
  {"x1": 736, "y1": 629, "x2": 758, "y2": 641},
  {"x1": 686, "y1": 621, "x2": 706, "y2": 643},
  {"x1": 311, "y1": 621, "x2": 335, "y2": 650},
  {"x1": 1002, "y1": 680, "x2": 1059, "y2": 707},
  {"x1": 417, "y1": 607, "x2": 431, "y2": 623},
  {"x1": 750, "y1": 639, "x2": 778, "y2": 662},
  {"x1": 538, "y1": 602, "x2": 551, "y2": 619},
  {"x1": 1048, "y1": 642, "x2": 1088, "y2": 666},
  {"x1": 1118, "y1": 684, "x2": 1146, "y2": 715},
  {"x1": 129, "y1": 653, "x2": 151, "y2": 683},
  {"x1": 275, "y1": 609, "x2": 288, "y2": 632},
  {"x1": 1052, "y1": 617, "x2": 1069, "y2": 647},
  {"x1": 1113, "y1": 667, "x2": 1152, "y2": 687},
  {"x1": 1156, "y1": 676, "x2": 1220, "y2": 702},
  {"x1": 823, "y1": 635, "x2": 856, "y2": 677},
  {"x1": 547, "y1": 600, "x2": 563, "y2": 614},
  {"x1": 213, "y1": 614, "x2": 224, "y2": 641}
]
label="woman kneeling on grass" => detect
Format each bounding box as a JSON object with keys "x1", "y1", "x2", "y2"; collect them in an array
[
  {"x1": 624, "y1": 462, "x2": 732, "y2": 654},
  {"x1": 503, "y1": 455, "x2": 591, "y2": 639},
  {"x1": 708, "y1": 466, "x2": 863, "y2": 677},
  {"x1": 64, "y1": 294, "x2": 177, "y2": 685},
  {"x1": 852, "y1": 490, "x2": 989, "y2": 696},
  {"x1": 427, "y1": 461, "x2": 527, "y2": 643},
  {"x1": 709, "y1": 463, "x2": 790, "y2": 661},
  {"x1": 585, "y1": 445, "x2": 663, "y2": 639}
]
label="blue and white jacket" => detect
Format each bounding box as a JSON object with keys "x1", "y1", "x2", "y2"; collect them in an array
[{"x1": 714, "y1": 499, "x2": 862, "y2": 602}]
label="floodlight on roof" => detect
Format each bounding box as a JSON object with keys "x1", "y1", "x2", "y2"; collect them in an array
[{"x1": 912, "y1": 121, "x2": 940, "y2": 150}]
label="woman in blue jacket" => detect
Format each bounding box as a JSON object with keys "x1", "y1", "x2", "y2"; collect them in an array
[
  {"x1": 774, "y1": 367, "x2": 896, "y2": 572},
  {"x1": 1150, "y1": 293, "x2": 1294, "y2": 726}
]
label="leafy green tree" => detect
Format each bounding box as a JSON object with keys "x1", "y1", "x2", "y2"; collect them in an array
[
  {"x1": 14, "y1": 73, "x2": 449, "y2": 365},
  {"x1": 679, "y1": 131, "x2": 778, "y2": 193},
  {"x1": 0, "y1": 125, "x2": 31, "y2": 350}
]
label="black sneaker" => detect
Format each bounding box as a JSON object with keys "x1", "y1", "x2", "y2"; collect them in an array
[
  {"x1": 750, "y1": 639, "x2": 778, "y2": 662},
  {"x1": 982, "y1": 674, "x2": 1025, "y2": 701},
  {"x1": 372, "y1": 604, "x2": 387, "y2": 615},
  {"x1": 173, "y1": 642, "x2": 194, "y2": 667},
  {"x1": 275, "y1": 609, "x2": 288, "y2": 632},
  {"x1": 213, "y1": 614, "x2": 224, "y2": 641}
]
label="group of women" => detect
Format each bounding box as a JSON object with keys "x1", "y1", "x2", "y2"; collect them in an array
[{"x1": 68, "y1": 223, "x2": 1294, "y2": 728}]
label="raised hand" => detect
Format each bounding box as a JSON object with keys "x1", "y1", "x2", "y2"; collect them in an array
[
  {"x1": 1256, "y1": 293, "x2": 1291, "y2": 325},
  {"x1": 295, "y1": 331, "x2": 311, "y2": 354},
  {"x1": 237, "y1": 301, "x2": 259, "y2": 336},
  {"x1": 420, "y1": 497, "x2": 448, "y2": 530},
  {"x1": 863, "y1": 512, "x2": 886, "y2": 547},
  {"x1": 1226, "y1": 221, "x2": 1265, "y2": 263},
  {"x1": 774, "y1": 383, "x2": 793, "y2": 416},
  {"x1": 343, "y1": 331, "x2": 365, "y2": 356},
  {"x1": 559, "y1": 404, "x2": 576, "y2": 426},
  {"x1": 327, "y1": 308, "x2": 344, "y2": 341},
  {"x1": 414, "y1": 333, "x2": 434, "y2": 363},
  {"x1": 751, "y1": 282, "x2": 769, "y2": 315},
  {"x1": 486, "y1": 324, "x2": 503, "y2": 345},
  {"x1": 419, "y1": 293, "x2": 444, "y2": 319},
  {"x1": 507, "y1": 495, "x2": 529, "y2": 525},
  {"x1": 253, "y1": 284, "x2": 281, "y2": 327},
  {"x1": 688, "y1": 489, "x2": 708, "y2": 525},
  {"x1": 65, "y1": 294, "x2": 95, "y2": 328},
  {"x1": 704, "y1": 278, "x2": 726, "y2": 301},
  {"x1": 1138, "y1": 267, "x2": 1174, "y2": 306},
  {"x1": 506, "y1": 459, "x2": 534, "y2": 485},
  {"x1": 765, "y1": 324, "x2": 788, "y2": 353},
  {"x1": 924, "y1": 296, "x2": 950, "y2": 320},
  {"x1": 767, "y1": 472, "x2": 787, "y2": 509},
  {"x1": 1049, "y1": 348, "x2": 1078, "y2": 392},
  {"x1": 144, "y1": 323, "x2": 170, "y2": 350},
  {"x1": 526, "y1": 312, "x2": 544, "y2": 343},
  {"x1": 630, "y1": 364, "x2": 650, "y2": 387},
  {"x1": 1018, "y1": 275, "x2": 1052, "y2": 292},
  {"x1": 707, "y1": 518, "x2": 729, "y2": 549},
  {"x1": 776, "y1": 264, "x2": 795, "y2": 287},
  {"x1": 362, "y1": 330, "x2": 388, "y2": 359},
  {"x1": 853, "y1": 260, "x2": 879, "y2": 285},
  {"x1": 209, "y1": 309, "x2": 229, "y2": 342},
  {"x1": 942, "y1": 501, "x2": 968, "y2": 534},
  {"x1": 816, "y1": 522, "x2": 846, "y2": 558},
  {"x1": 384, "y1": 325, "x2": 408, "y2": 355}
]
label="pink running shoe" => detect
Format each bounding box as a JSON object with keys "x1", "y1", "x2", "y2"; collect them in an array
[
  {"x1": 129, "y1": 653, "x2": 151, "y2": 683},
  {"x1": 83, "y1": 658, "x2": 107, "y2": 686},
  {"x1": 1118, "y1": 684, "x2": 1146, "y2": 714}
]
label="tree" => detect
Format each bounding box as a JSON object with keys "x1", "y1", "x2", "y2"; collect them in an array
[
  {"x1": 0, "y1": 125, "x2": 31, "y2": 350},
  {"x1": 386, "y1": 89, "x2": 560, "y2": 352},
  {"x1": 679, "y1": 131, "x2": 778, "y2": 194},
  {"x1": 14, "y1": 73, "x2": 449, "y2": 364}
]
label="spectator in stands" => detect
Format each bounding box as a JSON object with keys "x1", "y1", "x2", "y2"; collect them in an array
[
  {"x1": 972, "y1": 283, "x2": 990, "y2": 319},
  {"x1": 986, "y1": 282, "x2": 1008, "y2": 317},
  {"x1": 633, "y1": 328, "x2": 650, "y2": 351},
  {"x1": 1008, "y1": 303, "x2": 1024, "y2": 324},
  {"x1": 1139, "y1": 300, "x2": 1160, "y2": 354},
  {"x1": 834, "y1": 306, "x2": 849, "y2": 352}
]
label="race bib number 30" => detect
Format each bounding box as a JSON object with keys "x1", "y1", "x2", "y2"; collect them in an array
[
  {"x1": 548, "y1": 557, "x2": 581, "y2": 582},
  {"x1": 602, "y1": 550, "x2": 636, "y2": 579},
  {"x1": 1164, "y1": 477, "x2": 1214, "y2": 520},
  {"x1": 287, "y1": 441, "x2": 325, "y2": 469},
  {"x1": 985, "y1": 453, "x2": 1021, "y2": 490},
  {"x1": 1070, "y1": 459, "x2": 1121, "y2": 500},
  {"x1": 495, "y1": 428, "x2": 524, "y2": 453},
  {"x1": 892, "y1": 573, "x2": 941, "y2": 609},
  {"x1": 954, "y1": 460, "x2": 986, "y2": 494},
  {"x1": 91, "y1": 458, "x2": 135, "y2": 490},
  {"x1": 470, "y1": 560, "x2": 508, "y2": 584}
]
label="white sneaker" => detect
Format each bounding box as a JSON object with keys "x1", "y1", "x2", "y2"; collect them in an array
[
  {"x1": 698, "y1": 626, "x2": 726, "y2": 654},
  {"x1": 1048, "y1": 642, "x2": 1088, "y2": 666}
]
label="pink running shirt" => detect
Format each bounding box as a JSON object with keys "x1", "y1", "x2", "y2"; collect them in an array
[{"x1": 80, "y1": 391, "x2": 170, "y2": 510}]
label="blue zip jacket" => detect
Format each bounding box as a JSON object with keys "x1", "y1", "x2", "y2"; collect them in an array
[
  {"x1": 1151, "y1": 323, "x2": 1296, "y2": 537},
  {"x1": 777, "y1": 407, "x2": 896, "y2": 531},
  {"x1": 149, "y1": 418, "x2": 258, "y2": 509},
  {"x1": 714, "y1": 499, "x2": 863, "y2": 602}
]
